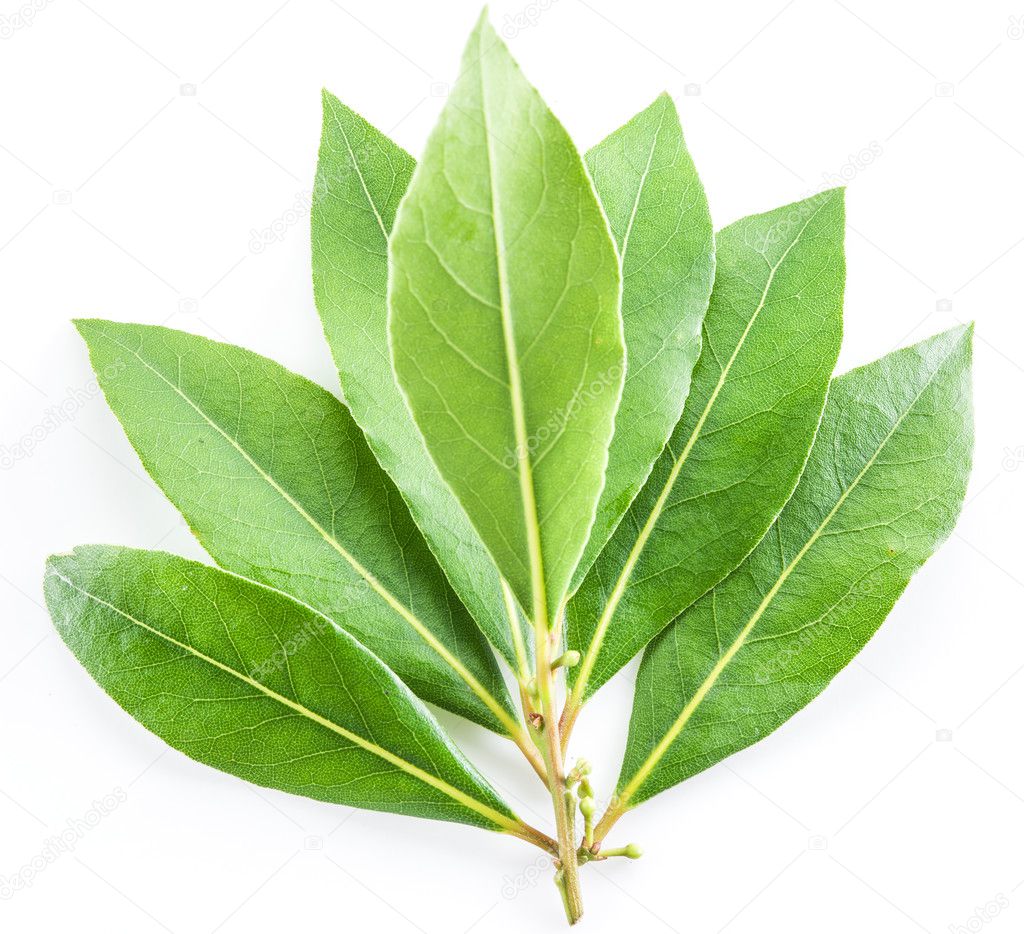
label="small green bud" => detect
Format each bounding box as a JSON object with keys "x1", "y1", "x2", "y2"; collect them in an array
[
  {"x1": 600, "y1": 842, "x2": 643, "y2": 860},
  {"x1": 566, "y1": 759, "x2": 590, "y2": 786},
  {"x1": 579, "y1": 796, "x2": 595, "y2": 818},
  {"x1": 551, "y1": 650, "x2": 581, "y2": 670}
]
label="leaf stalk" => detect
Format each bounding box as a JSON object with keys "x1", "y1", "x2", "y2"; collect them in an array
[
  {"x1": 591, "y1": 799, "x2": 625, "y2": 847},
  {"x1": 535, "y1": 622, "x2": 584, "y2": 924}
]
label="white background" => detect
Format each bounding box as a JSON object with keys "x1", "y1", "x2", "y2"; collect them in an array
[{"x1": 1, "y1": 1, "x2": 1022, "y2": 931}]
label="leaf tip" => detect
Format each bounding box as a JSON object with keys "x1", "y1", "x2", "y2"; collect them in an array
[
  {"x1": 43, "y1": 550, "x2": 65, "y2": 575},
  {"x1": 798, "y1": 185, "x2": 845, "y2": 228},
  {"x1": 472, "y1": 5, "x2": 492, "y2": 37},
  {"x1": 43, "y1": 548, "x2": 81, "y2": 600},
  {"x1": 471, "y1": 6, "x2": 504, "y2": 52},
  {"x1": 72, "y1": 316, "x2": 99, "y2": 334},
  {"x1": 72, "y1": 317, "x2": 112, "y2": 346},
  {"x1": 649, "y1": 91, "x2": 679, "y2": 123},
  {"x1": 821, "y1": 184, "x2": 846, "y2": 201},
  {"x1": 929, "y1": 322, "x2": 974, "y2": 357},
  {"x1": 946, "y1": 321, "x2": 975, "y2": 366}
]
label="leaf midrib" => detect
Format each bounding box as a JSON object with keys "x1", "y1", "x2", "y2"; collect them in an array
[
  {"x1": 49, "y1": 568, "x2": 517, "y2": 830},
  {"x1": 570, "y1": 192, "x2": 837, "y2": 704},
  {"x1": 329, "y1": 100, "x2": 392, "y2": 242},
  {"x1": 619, "y1": 348, "x2": 948, "y2": 806},
  {"x1": 97, "y1": 328, "x2": 516, "y2": 734},
  {"x1": 477, "y1": 34, "x2": 548, "y2": 629},
  {"x1": 616, "y1": 97, "x2": 666, "y2": 262}
]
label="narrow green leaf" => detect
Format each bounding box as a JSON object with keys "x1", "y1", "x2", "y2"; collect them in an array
[
  {"x1": 45, "y1": 546, "x2": 519, "y2": 830},
  {"x1": 567, "y1": 189, "x2": 845, "y2": 703},
  {"x1": 311, "y1": 91, "x2": 528, "y2": 672},
  {"x1": 389, "y1": 14, "x2": 624, "y2": 624},
  {"x1": 572, "y1": 93, "x2": 715, "y2": 592},
  {"x1": 616, "y1": 326, "x2": 973, "y2": 810},
  {"x1": 74, "y1": 319, "x2": 515, "y2": 734}
]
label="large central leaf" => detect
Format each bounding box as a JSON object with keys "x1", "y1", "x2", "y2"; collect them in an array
[
  {"x1": 46, "y1": 547, "x2": 519, "y2": 830},
  {"x1": 388, "y1": 15, "x2": 624, "y2": 624}
]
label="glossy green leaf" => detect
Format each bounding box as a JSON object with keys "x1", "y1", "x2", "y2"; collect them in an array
[
  {"x1": 45, "y1": 546, "x2": 520, "y2": 830},
  {"x1": 311, "y1": 91, "x2": 529, "y2": 674},
  {"x1": 567, "y1": 189, "x2": 845, "y2": 704},
  {"x1": 572, "y1": 93, "x2": 715, "y2": 592},
  {"x1": 388, "y1": 14, "x2": 624, "y2": 624},
  {"x1": 75, "y1": 319, "x2": 515, "y2": 734},
  {"x1": 616, "y1": 326, "x2": 973, "y2": 810}
]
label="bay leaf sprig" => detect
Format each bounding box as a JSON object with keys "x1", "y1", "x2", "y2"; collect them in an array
[{"x1": 47, "y1": 9, "x2": 974, "y2": 926}]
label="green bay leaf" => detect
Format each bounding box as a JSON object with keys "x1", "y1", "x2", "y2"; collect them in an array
[
  {"x1": 567, "y1": 189, "x2": 845, "y2": 705},
  {"x1": 311, "y1": 91, "x2": 529, "y2": 674},
  {"x1": 46, "y1": 546, "x2": 520, "y2": 830},
  {"x1": 572, "y1": 93, "x2": 715, "y2": 592},
  {"x1": 75, "y1": 320, "x2": 515, "y2": 734},
  {"x1": 615, "y1": 326, "x2": 973, "y2": 810},
  {"x1": 388, "y1": 14, "x2": 624, "y2": 624}
]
